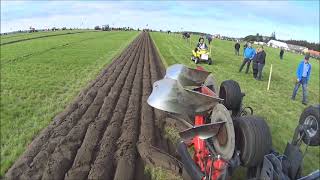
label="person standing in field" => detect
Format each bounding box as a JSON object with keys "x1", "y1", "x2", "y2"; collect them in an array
[
  {"x1": 291, "y1": 54, "x2": 312, "y2": 105},
  {"x1": 252, "y1": 47, "x2": 259, "y2": 78},
  {"x1": 234, "y1": 41, "x2": 240, "y2": 56},
  {"x1": 280, "y1": 48, "x2": 284, "y2": 60},
  {"x1": 256, "y1": 46, "x2": 266, "y2": 80},
  {"x1": 207, "y1": 35, "x2": 213, "y2": 45},
  {"x1": 243, "y1": 42, "x2": 248, "y2": 54},
  {"x1": 239, "y1": 43, "x2": 255, "y2": 73}
]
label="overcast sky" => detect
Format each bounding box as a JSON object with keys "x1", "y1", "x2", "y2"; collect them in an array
[{"x1": 1, "y1": 1, "x2": 319, "y2": 42}]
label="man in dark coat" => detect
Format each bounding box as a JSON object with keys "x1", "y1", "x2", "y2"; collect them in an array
[
  {"x1": 280, "y1": 48, "x2": 284, "y2": 60},
  {"x1": 256, "y1": 46, "x2": 267, "y2": 80},
  {"x1": 252, "y1": 48, "x2": 259, "y2": 78},
  {"x1": 234, "y1": 41, "x2": 240, "y2": 56},
  {"x1": 207, "y1": 35, "x2": 213, "y2": 44}
]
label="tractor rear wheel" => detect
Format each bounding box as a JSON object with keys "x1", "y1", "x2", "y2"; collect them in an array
[
  {"x1": 208, "y1": 58, "x2": 212, "y2": 65},
  {"x1": 233, "y1": 116, "x2": 272, "y2": 167},
  {"x1": 195, "y1": 58, "x2": 199, "y2": 64},
  {"x1": 210, "y1": 104, "x2": 235, "y2": 160},
  {"x1": 299, "y1": 105, "x2": 320, "y2": 146},
  {"x1": 219, "y1": 80, "x2": 242, "y2": 111}
]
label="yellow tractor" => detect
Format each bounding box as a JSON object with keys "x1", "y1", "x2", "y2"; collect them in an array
[{"x1": 191, "y1": 48, "x2": 212, "y2": 65}]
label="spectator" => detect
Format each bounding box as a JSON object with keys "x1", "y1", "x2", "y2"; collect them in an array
[
  {"x1": 207, "y1": 35, "x2": 213, "y2": 45},
  {"x1": 243, "y1": 42, "x2": 248, "y2": 53},
  {"x1": 239, "y1": 43, "x2": 255, "y2": 73},
  {"x1": 234, "y1": 41, "x2": 240, "y2": 56},
  {"x1": 252, "y1": 48, "x2": 259, "y2": 78},
  {"x1": 291, "y1": 54, "x2": 312, "y2": 105},
  {"x1": 256, "y1": 46, "x2": 266, "y2": 80},
  {"x1": 280, "y1": 48, "x2": 284, "y2": 60}
]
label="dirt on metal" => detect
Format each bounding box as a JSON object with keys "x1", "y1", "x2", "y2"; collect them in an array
[{"x1": 5, "y1": 32, "x2": 183, "y2": 180}]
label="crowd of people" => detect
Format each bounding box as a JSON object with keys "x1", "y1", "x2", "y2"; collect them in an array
[
  {"x1": 234, "y1": 41, "x2": 312, "y2": 105},
  {"x1": 188, "y1": 35, "x2": 313, "y2": 105},
  {"x1": 238, "y1": 42, "x2": 266, "y2": 81}
]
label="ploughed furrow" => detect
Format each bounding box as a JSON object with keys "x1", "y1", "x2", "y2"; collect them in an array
[
  {"x1": 113, "y1": 40, "x2": 144, "y2": 180},
  {"x1": 41, "y1": 35, "x2": 144, "y2": 180},
  {"x1": 66, "y1": 34, "x2": 145, "y2": 180},
  {"x1": 53, "y1": 35, "x2": 141, "y2": 127},
  {"x1": 87, "y1": 34, "x2": 146, "y2": 180},
  {"x1": 148, "y1": 35, "x2": 177, "y2": 155},
  {"x1": 138, "y1": 34, "x2": 155, "y2": 147},
  {"x1": 6, "y1": 32, "x2": 182, "y2": 180},
  {"x1": 146, "y1": 35, "x2": 167, "y2": 152}
]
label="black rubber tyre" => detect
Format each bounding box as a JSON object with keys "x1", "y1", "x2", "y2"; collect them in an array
[
  {"x1": 233, "y1": 116, "x2": 272, "y2": 167},
  {"x1": 208, "y1": 58, "x2": 212, "y2": 65},
  {"x1": 299, "y1": 104, "x2": 320, "y2": 146},
  {"x1": 195, "y1": 58, "x2": 199, "y2": 64},
  {"x1": 219, "y1": 80, "x2": 242, "y2": 111}
]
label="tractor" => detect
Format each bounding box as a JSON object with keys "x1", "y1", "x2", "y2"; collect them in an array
[
  {"x1": 147, "y1": 64, "x2": 319, "y2": 180},
  {"x1": 191, "y1": 48, "x2": 212, "y2": 65}
]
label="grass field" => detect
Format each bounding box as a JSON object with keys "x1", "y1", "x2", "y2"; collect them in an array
[
  {"x1": 151, "y1": 32, "x2": 320, "y2": 175},
  {"x1": 0, "y1": 30, "x2": 138, "y2": 175},
  {"x1": 0, "y1": 30, "x2": 90, "y2": 45}
]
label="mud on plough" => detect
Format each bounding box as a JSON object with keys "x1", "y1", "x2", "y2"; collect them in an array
[{"x1": 146, "y1": 64, "x2": 320, "y2": 180}]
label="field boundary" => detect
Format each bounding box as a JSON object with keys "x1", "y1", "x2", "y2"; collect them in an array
[
  {"x1": 2, "y1": 33, "x2": 113, "y2": 64},
  {"x1": 0, "y1": 31, "x2": 97, "y2": 46},
  {"x1": 151, "y1": 34, "x2": 168, "y2": 68}
]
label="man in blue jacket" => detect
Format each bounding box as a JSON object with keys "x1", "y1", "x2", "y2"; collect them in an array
[
  {"x1": 291, "y1": 54, "x2": 312, "y2": 105},
  {"x1": 239, "y1": 43, "x2": 255, "y2": 73}
]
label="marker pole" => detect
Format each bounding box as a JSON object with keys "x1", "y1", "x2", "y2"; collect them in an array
[{"x1": 267, "y1": 64, "x2": 273, "y2": 91}]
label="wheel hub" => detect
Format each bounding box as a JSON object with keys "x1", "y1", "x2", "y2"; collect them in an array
[{"x1": 304, "y1": 115, "x2": 318, "y2": 138}]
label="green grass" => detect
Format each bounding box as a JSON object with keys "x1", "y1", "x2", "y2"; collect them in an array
[
  {"x1": 0, "y1": 30, "x2": 138, "y2": 176},
  {"x1": 0, "y1": 30, "x2": 90, "y2": 44},
  {"x1": 145, "y1": 165, "x2": 182, "y2": 180},
  {"x1": 1, "y1": 31, "x2": 103, "y2": 63},
  {"x1": 151, "y1": 32, "x2": 320, "y2": 176}
]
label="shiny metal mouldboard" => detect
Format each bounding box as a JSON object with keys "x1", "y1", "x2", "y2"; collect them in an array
[
  {"x1": 164, "y1": 64, "x2": 211, "y2": 87},
  {"x1": 147, "y1": 78, "x2": 222, "y2": 115},
  {"x1": 179, "y1": 121, "x2": 226, "y2": 141}
]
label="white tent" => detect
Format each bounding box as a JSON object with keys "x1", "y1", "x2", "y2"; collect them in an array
[
  {"x1": 267, "y1": 40, "x2": 289, "y2": 50},
  {"x1": 254, "y1": 41, "x2": 266, "y2": 45}
]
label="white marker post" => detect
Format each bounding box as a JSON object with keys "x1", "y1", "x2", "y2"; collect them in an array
[{"x1": 267, "y1": 64, "x2": 273, "y2": 91}]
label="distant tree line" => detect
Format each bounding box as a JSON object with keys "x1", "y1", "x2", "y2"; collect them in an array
[
  {"x1": 281, "y1": 40, "x2": 320, "y2": 51},
  {"x1": 243, "y1": 32, "x2": 319, "y2": 51},
  {"x1": 94, "y1": 25, "x2": 135, "y2": 31},
  {"x1": 243, "y1": 32, "x2": 274, "y2": 43},
  {"x1": 244, "y1": 35, "x2": 261, "y2": 42}
]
